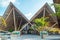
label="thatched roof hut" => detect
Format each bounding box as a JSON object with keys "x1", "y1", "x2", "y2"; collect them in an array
[
  {"x1": 29, "y1": 3, "x2": 58, "y2": 27},
  {"x1": 3, "y1": 2, "x2": 29, "y2": 31}
]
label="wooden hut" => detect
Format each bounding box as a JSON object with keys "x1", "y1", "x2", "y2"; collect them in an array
[
  {"x1": 3, "y1": 2, "x2": 29, "y2": 31},
  {"x1": 30, "y1": 3, "x2": 58, "y2": 27},
  {"x1": 21, "y1": 3, "x2": 58, "y2": 35},
  {"x1": 2, "y1": 2, "x2": 58, "y2": 34}
]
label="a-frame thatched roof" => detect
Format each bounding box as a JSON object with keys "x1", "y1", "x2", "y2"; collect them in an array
[
  {"x1": 30, "y1": 3, "x2": 57, "y2": 23},
  {"x1": 3, "y1": 2, "x2": 29, "y2": 22},
  {"x1": 3, "y1": 2, "x2": 29, "y2": 30}
]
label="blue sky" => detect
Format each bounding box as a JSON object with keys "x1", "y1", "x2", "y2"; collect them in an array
[{"x1": 0, "y1": 0, "x2": 55, "y2": 20}]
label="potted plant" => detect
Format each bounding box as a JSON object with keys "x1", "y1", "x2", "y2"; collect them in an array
[
  {"x1": 33, "y1": 17, "x2": 49, "y2": 39},
  {"x1": 12, "y1": 31, "x2": 20, "y2": 36}
]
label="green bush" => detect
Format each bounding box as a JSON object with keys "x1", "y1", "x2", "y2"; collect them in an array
[{"x1": 8, "y1": 28, "x2": 14, "y2": 32}]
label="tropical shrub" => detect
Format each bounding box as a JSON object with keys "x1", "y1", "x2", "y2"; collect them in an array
[
  {"x1": 8, "y1": 28, "x2": 14, "y2": 32},
  {"x1": 0, "y1": 16, "x2": 7, "y2": 27},
  {"x1": 51, "y1": 3, "x2": 60, "y2": 28},
  {"x1": 33, "y1": 17, "x2": 49, "y2": 32},
  {"x1": 52, "y1": 3, "x2": 60, "y2": 17},
  {"x1": 48, "y1": 28, "x2": 60, "y2": 34}
]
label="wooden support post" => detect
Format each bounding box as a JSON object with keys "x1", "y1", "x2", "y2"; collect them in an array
[
  {"x1": 13, "y1": 8, "x2": 17, "y2": 31},
  {"x1": 43, "y1": 8, "x2": 45, "y2": 27},
  {"x1": 43, "y1": 8, "x2": 45, "y2": 17}
]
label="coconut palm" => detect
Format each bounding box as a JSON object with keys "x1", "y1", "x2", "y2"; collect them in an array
[{"x1": 51, "y1": 3, "x2": 60, "y2": 28}]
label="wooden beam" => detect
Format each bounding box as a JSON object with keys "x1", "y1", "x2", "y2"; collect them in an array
[
  {"x1": 18, "y1": 18, "x2": 22, "y2": 30},
  {"x1": 5, "y1": 8, "x2": 13, "y2": 21},
  {"x1": 48, "y1": 22, "x2": 57, "y2": 30},
  {"x1": 45, "y1": 8, "x2": 58, "y2": 23},
  {"x1": 43, "y1": 8, "x2": 45, "y2": 17},
  {"x1": 13, "y1": 8, "x2": 17, "y2": 31},
  {"x1": 20, "y1": 22, "x2": 35, "y2": 32},
  {"x1": 20, "y1": 23, "x2": 28, "y2": 31},
  {"x1": 29, "y1": 22, "x2": 40, "y2": 32},
  {"x1": 42, "y1": 8, "x2": 45, "y2": 27},
  {"x1": 29, "y1": 23, "x2": 35, "y2": 30}
]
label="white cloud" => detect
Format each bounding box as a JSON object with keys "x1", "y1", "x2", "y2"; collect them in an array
[
  {"x1": 25, "y1": 12, "x2": 33, "y2": 20},
  {"x1": 0, "y1": 0, "x2": 20, "y2": 7}
]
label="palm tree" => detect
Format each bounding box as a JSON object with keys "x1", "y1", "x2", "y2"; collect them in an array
[{"x1": 52, "y1": 3, "x2": 60, "y2": 28}]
